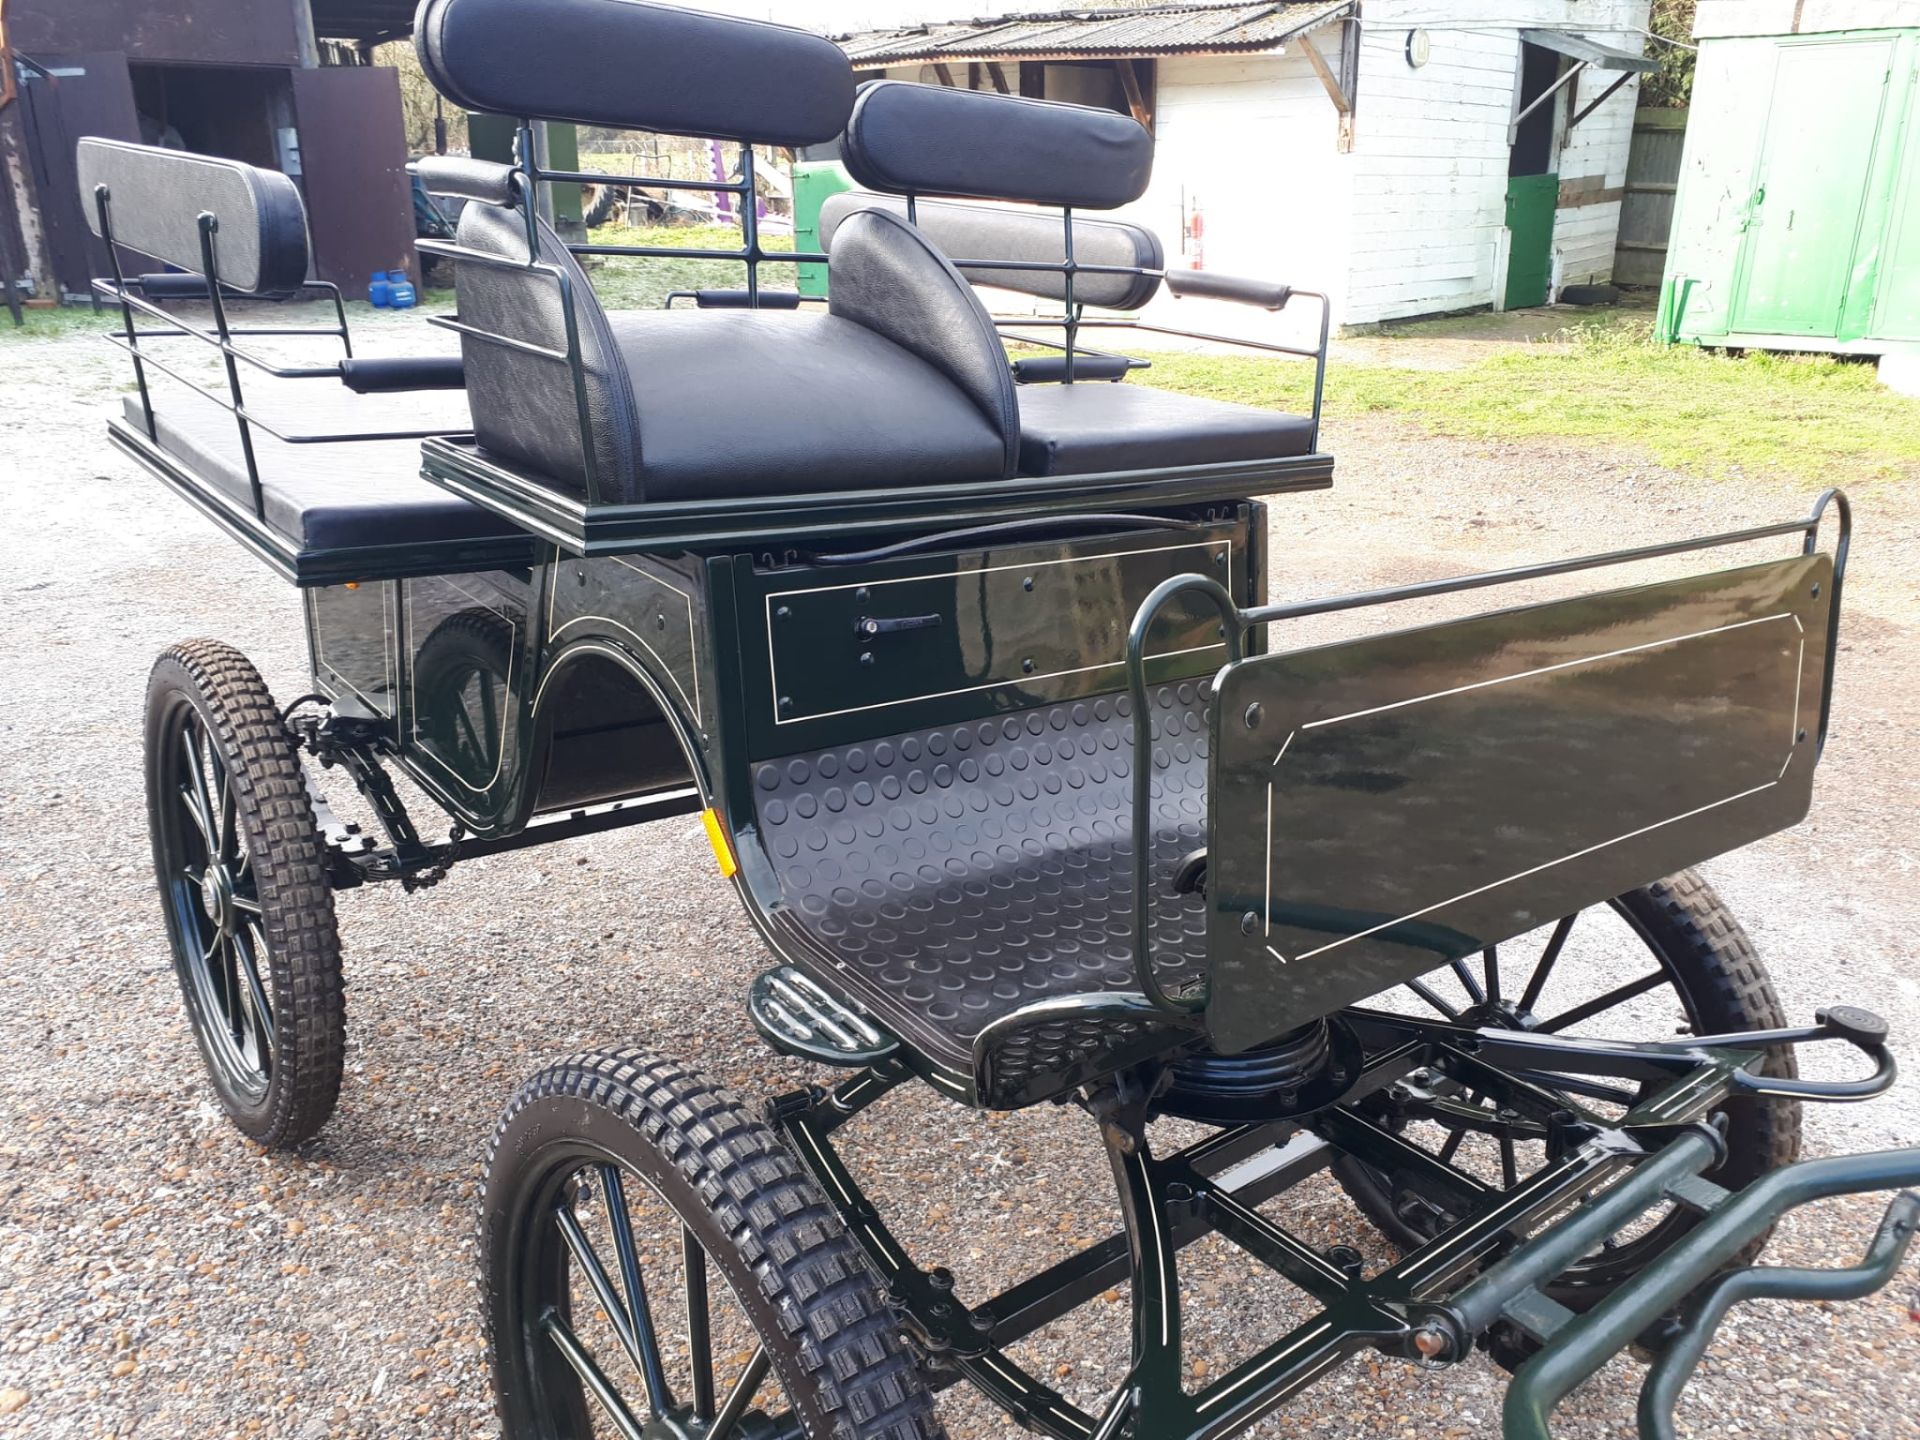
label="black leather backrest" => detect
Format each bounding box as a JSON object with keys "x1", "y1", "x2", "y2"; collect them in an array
[
  {"x1": 828, "y1": 209, "x2": 1019, "y2": 480},
  {"x1": 76, "y1": 138, "x2": 309, "y2": 296},
  {"x1": 843, "y1": 81, "x2": 1154, "y2": 211},
  {"x1": 819, "y1": 192, "x2": 1163, "y2": 312},
  {"x1": 453, "y1": 202, "x2": 642, "y2": 502},
  {"x1": 414, "y1": 0, "x2": 854, "y2": 146}
]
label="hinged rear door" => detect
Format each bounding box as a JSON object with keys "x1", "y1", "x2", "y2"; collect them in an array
[{"x1": 1204, "y1": 553, "x2": 1833, "y2": 1054}]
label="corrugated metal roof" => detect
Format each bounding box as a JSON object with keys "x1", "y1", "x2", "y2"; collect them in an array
[{"x1": 838, "y1": 1, "x2": 1354, "y2": 66}]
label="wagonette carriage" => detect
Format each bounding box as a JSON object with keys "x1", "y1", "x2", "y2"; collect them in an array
[{"x1": 80, "y1": 1, "x2": 1919, "y2": 1437}]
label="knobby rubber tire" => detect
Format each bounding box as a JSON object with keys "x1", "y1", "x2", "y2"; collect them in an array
[
  {"x1": 483, "y1": 1047, "x2": 947, "y2": 1440},
  {"x1": 144, "y1": 640, "x2": 345, "y2": 1148}
]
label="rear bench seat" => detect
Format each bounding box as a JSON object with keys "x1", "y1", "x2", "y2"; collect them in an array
[{"x1": 126, "y1": 379, "x2": 519, "y2": 552}]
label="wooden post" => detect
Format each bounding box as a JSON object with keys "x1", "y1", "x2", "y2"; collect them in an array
[
  {"x1": 986, "y1": 62, "x2": 1013, "y2": 95},
  {"x1": 1297, "y1": 30, "x2": 1354, "y2": 153},
  {"x1": 1116, "y1": 59, "x2": 1154, "y2": 134},
  {"x1": 932, "y1": 62, "x2": 958, "y2": 88}
]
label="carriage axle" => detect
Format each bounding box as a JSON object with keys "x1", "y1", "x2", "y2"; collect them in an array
[{"x1": 771, "y1": 1012, "x2": 1905, "y2": 1440}]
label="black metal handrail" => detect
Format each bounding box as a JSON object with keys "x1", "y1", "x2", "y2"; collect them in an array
[{"x1": 1122, "y1": 490, "x2": 1854, "y2": 1020}]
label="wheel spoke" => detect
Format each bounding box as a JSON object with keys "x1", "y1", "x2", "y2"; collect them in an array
[
  {"x1": 217, "y1": 767, "x2": 239, "y2": 865},
  {"x1": 541, "y1": 1309, "x2": 649, "y2": 1440},
  {"x1": 599, "y1": 1165, "x2": 673, "y2": 1415},
  {"x1": 197, "y1": 912, "x2": 226, "y2": 966},
  {"x1": 1404, "y1": 977, "x2": 1459, "y2": 1020},
  {"x1": 1517, "y1": 914, "x2": 1578, "y2": 1015},
  {"x1": 180, "y1": 728, "x2": 219, "y2": 854},
  {"x1": 1449, "y1": 958, "x2": 1485, "y2": 1006},
  {"x1": 232, "y1": 922, "x2": 275, "y2": 1071},
  {"x1": 708, "y1": 1345, "x2": 769, "y2": 1440},
  {"x1": 553, "y1": 1197, "x2": 653, "y2": 1404},
  {"x1": 684, "y1": 1226, "x2": 716, "y2": 1420},
  {"x1": 232, "y1": 890, "x2": 264, "y2": 917},
  {"x1": 1482, "y1": 945, "x2": 1502, "y2": 1007},
  {"x1": 1537, "y1": 971, "x2": 1669, "y2": 1034}
]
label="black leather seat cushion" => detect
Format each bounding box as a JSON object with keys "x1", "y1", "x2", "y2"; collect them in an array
[
  {"x1": 602, "y1": 309, "x2": 1009, "y2": 500},
  {"x1": 1016, "y1": 383, "x2": 1316, "y2": 478},
  {"x1": 124, "y1": 384, "x2": 519, "y2": 552}
]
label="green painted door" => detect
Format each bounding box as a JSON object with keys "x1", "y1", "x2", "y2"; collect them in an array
[
  {"x1": 1870, "y1": 85, "x2": 1920, "y2": 341},
  {"x1": 1731, "y1": 40, "x2": 1895, "y2": 336},
  {"x1": 1504, "y1": 174, "x2": 1558, "y2": 309}
]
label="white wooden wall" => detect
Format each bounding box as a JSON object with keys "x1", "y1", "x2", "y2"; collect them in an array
[
  {"x1": 832, "y1": 0, "x2": 1650, "y2": 330},
  {"x1": 1341, "y1": 0, "x2": 1650, "y2": 323},
  {"x1": 1343, "y1": 13, "x2": 1517, "y2": 324},
  {"x1": 1125, "y1": 52, "x2": 1354, "y2": 345}
]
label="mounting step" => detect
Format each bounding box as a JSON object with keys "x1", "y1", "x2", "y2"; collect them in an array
[{"x1": 749, "y1": 966, "x2": 899, "y2": 1066}]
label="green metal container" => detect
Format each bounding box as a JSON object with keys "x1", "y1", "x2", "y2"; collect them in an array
[{"x1": 1659, "y1": 26, "x2": 1920, "y2": 351}]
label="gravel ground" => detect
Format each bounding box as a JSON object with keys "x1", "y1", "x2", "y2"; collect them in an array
[{"x1": 1, "y1": 314, "x2": 1916, "y2": 1440}]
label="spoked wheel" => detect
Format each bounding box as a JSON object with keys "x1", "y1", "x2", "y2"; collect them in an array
[
  {"x1": 145, "y1": 640, "x2": 344, "y2": 1149},
  {"x1": 1333, "y1": 870, "x2": 1800, "y2": 1319},
  {"x1": 485, "y1": 1049, "x2": 945, "y2": 1440}
]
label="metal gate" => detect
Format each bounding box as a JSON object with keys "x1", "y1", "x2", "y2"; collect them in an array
[{"x1": 1614, "y1": 107, "x2": 1686, "y2": 287}]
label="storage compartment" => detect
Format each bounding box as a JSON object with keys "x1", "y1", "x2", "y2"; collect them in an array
[{"x1": 741, "y1": 516, "x2": 1249, "y2": 754}]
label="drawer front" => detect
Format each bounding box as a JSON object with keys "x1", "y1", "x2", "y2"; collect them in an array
[{"x1": 743, "y1": 519, "x2": 1248, "y2": 756}]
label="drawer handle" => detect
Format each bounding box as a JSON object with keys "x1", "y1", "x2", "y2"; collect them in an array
[{"x1": 856, "y1": 613, "x2": 944, "y2": 640}]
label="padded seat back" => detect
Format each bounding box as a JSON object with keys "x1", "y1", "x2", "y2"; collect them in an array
[
  {"x1": 414, "y1": 0, "x2": 859, "y2": 503},
  {"x1": 819, "y1": 192, "x2": 1163, "y2": 312},
  {"x1": 450, "y1": 196, "x2": 642, "y2": 503},
  {"x1": 843, "y1": 80, "x2": 1155, "y2": 211},
  {"x1": 415, "y1": 0, "x2": 853, "y2": 145},
  {"x1": 77, "y1": 138, "x2": 310, "y2": 297}
]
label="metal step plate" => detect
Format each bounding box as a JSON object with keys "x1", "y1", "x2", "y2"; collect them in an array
[{"x1": 749, "y1": 966, "x2": 900, "y2": 1066}]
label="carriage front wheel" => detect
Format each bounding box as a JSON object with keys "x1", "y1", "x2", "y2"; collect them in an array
[
  {"x1": 483, "y1": 1048, "x2": 947, "y2": 1440},
  {"x1": 144, "y1": 640, "x2": 344, "y2": 1149}
]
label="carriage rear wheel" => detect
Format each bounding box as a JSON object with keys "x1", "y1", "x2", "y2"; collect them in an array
[
  {"x1": 144, "y1": 641, "x2": 344, "y2": 1149},
  {"x1": 1332, "y1": 870, "x2": 1800, "y2": 1343},
  {"x1": 484, "y1": 1048, "x2": 946, "y2": 1440}
]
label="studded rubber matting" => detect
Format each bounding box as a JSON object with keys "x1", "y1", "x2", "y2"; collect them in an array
[{"x1": 751, "y1": 683, "x2": 1211, "y2": 1089}]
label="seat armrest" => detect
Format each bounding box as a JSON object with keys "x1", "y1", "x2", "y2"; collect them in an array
[
  {"x1": 413, "y1": 156, "x2": 518, "y2": 207},
  {"x1": 1167, "y1": 270, "x2": 1294, "y2": 311},
  {"x1": 339, "y1": 356, "x2": 467, "y2": 394}
]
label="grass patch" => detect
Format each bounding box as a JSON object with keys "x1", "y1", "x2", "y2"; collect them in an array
[
  {"x1": 0, "y1": 304, "x2": 119, "y2": 341},
  {"x1": 1139, "y1": 318, "x2": 1920, "y2": 483},
  {"x1": 584, "y1": 221, "x2": 797, "y2": 311}
]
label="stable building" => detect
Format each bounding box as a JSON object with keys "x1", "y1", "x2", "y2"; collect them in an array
[
  {"x1": 836, "y1": 0, "x2": 1657, "y2": 329},
  {"x1": 0, "y1": 0, "x2": 421, "y2": 305},
  {"x1": 1657, "y1": 0, "x2": 1920, "y2": 367}
]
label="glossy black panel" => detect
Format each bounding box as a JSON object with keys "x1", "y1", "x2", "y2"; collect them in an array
[
  {"x1": 1206, "y1": 554, "x2": 1834, "y2": 1053},
  {"x1": 402, "y1": 571, "x2": 531, "y2": 805},
  {"x1": 306, "y1": 582, "x2": 399, "y2": 725},
  {"x1": 743, "y1": 521, "x2": 1245, "y2": 757}
]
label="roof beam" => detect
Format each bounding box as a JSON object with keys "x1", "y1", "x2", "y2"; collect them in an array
[
  {"x1": 1116, "y1": 58, "x2": 1154, "y2": 134},
  {"x1": 1295, "y1": 24, "x2": 1354, "y2": 153}
]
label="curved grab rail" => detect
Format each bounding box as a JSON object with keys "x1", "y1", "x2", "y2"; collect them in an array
[{"x1": 1125, "y1": 572, "x2": 1242, "y2": 1018}]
